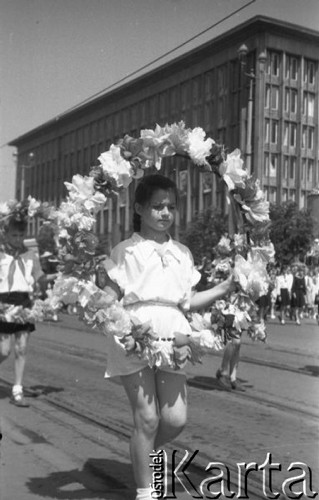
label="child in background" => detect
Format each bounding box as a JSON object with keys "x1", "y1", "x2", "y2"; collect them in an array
[
  {"x1": 269, "y1": 267, "x2": 279, "y2": 320},
  {"x1": 291, "y1": 266, "x2": 307, "y2": 325},
  {"x1": 0, "y1": 216, "x2": 53, "y2": 407},
  {"x1": 99, "y1": 174, "x2": 234, "y2": 500},
  {"x1": 305, "y1": 268, "x2": 316, "y2": 319},
  {"x1": 275, "y1": 266, "x2": 293, "y2": 325}
]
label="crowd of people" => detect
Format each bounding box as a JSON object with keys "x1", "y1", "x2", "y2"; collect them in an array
[
  {"x1": 196, "y1": 258, "x2": 319, "y2": 326},
  {"x1": 194, "y1": 258, "x2": 319, "y2": 395},
  {"x1": 265, "y1": 264, "x2": 319, "y2": 326}
]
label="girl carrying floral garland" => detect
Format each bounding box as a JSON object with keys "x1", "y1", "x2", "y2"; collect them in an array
[
  {"x1": 0, "y1": 211, "x2": 56, "y2": 407},
  {"x1": 98, "y1": 174, "x2": 234, "y2": 500}
]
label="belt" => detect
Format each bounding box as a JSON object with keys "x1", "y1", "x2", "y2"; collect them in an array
[{"x1": 125, "y1": 300, "x2": 180, "y2": 308}]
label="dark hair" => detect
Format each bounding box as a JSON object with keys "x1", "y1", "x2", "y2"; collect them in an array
[
  {"x1": 133, "y1": 174, "x2": 179, "y2": 232},
  {"x1": 5, "y1": 217, "x2": 28, "y2": 233}
]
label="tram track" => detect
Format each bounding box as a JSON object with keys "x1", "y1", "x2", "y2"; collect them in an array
[
  {"x1": 0, "y1": 375, "x2": 288, "y2": 500},
  {"x1": 27, "y1": 335, "x2": 319, "y2": 420},
  {"x1": 1, "y1": 325, "x2": 318, "y2": 498},
  {"x1": 32, "y1": 332, "x2": 319, "y2": 379},
  {"x1": 8, "y1": 333, "x2": 319, "y2": 420}
]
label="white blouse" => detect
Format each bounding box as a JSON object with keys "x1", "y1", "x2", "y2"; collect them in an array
[
  {"x1": 275, "y1": 273, "x2": 293, "y2": 294},
  {"x1": 0, "y1": 249, "x2": 43, "y2": 293},
  {"x1": 103, "y1": 232, "x2": 201, "y2": 311}
]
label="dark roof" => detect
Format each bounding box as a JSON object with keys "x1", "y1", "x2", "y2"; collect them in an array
[{"x1": 8, "y1": 15, "x2": 319, "y2": 147}]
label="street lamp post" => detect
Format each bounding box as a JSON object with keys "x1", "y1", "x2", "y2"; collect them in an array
[
  {"x1": 237, "y1": 44, "x2": 267, "y2": 175},
  {"x1": 20, "y1": 152, "x2": 35, "y2": 201},
  {"x1": 245, "y1": 67, "x2": 255, "y2": 175}
]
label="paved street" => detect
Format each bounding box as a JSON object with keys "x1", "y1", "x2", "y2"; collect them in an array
[{"x1": 0, "y1": 314, "x2": 318, "y2": 499}]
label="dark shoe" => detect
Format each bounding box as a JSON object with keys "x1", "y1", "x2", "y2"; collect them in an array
[
  {"x1": 10, "y1": 392, "x2": 29, "y2": 408},
  {"x1": 216, "y1": 369, "x2": 231, "y2": 391},
  {"x1": 230, "y1": 380, "x2": 246, "y2": 392}
]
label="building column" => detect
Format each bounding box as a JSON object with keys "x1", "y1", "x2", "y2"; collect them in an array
[
  {"x1": 186, "y1": 164, "x2": 192, "y2": 223},
  {"x1": 199, "y1": 172, "x2": 204, "y2": 212},
  {"x1": 175, "y1": 165, "x2": 180, "y2": 240}
]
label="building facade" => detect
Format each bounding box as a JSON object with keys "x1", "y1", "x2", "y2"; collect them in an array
[{"x1": 9, "y1": 16, "x2": 319, "y2": 246}]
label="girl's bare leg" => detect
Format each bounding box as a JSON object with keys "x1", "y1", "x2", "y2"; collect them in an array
[
  {"x1": 154, "y1": 370, "x2": 187, "y2": 449},
  {"x1": 13, "y1": 331, "x2": 30, "y2": 386},
  {"x1": 121, "y1": 366, "x2": 159, "y2": 488},
  {"x1": 219, "y1": 341, "x2": 233, "y2": 375},
  {"x1": 229, "y1": 338, "x2": 241, "y2": 382},
  {"x1": 0, "y1": 334, "x2": 12, "y2": 363}
]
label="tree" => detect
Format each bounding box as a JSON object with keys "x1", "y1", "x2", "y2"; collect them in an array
[
  {"x1": 269, "y1": 201, "x2": 314, "y2": 265},
  {"x1": 179, "y1": 207, "x2": 227, "y2": 265}
]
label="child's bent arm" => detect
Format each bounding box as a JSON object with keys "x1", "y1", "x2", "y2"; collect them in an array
[
  {"x1": 189, "y1": 275, "x2": 234, "y2": 311},
  {"x1": 97, "y1": 269, "x2": 122, "y2": 301}
]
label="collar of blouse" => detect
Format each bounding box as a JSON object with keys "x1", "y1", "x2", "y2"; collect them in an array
[{"x1": 129, "y1": 233, "x2": 182, "y2": 264}]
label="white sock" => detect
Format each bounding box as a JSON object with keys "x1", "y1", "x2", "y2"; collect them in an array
[
  {"x1": 135, "y1": 486, "x2": 153, "y2": 500},
  {"x1": 12, "y1": 384, "x2": 23, "y2": 396}
]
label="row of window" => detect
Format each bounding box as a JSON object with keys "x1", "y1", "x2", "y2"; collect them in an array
[
  {"x1": 27, "y1": 55, "x2": 316, "y2": 161},
  {"x1": 267, "y1": 52, "x2": 316, "y2": 84},
  {"x1": 264, "y1": 153, "x2": 315, "y2": 182},
  {"x1": 263, "y1": 185, "x2": 313, "y2": 209},
  {"x1": 265, "y1": 86, "x2": 316, "y2": 117},
  {"x1": 265, "y1": 119, "x2": 316, "y2": 150}
]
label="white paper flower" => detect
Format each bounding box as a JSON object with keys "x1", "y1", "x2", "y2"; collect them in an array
[
  {"x1": 234, "y1": 253, "x2": 269, "y2": 300},
  {"x1": 250, "y1": 244, "x2": 275, "y2": 264},
  {"x1": 64, "y1": 175, "x2": 106, "y2": 212},
  {"x1": 103, "y1": 303, "x2": 132, "y2": 338},
  {"x1": 78, "y1": 281, "x2": 99, "y2": 308},
  {"x1": 187, "y1": 127, "x2": 214, "y2": 166},
  {"x1": 58, "y1": 228, "x2": 71, "y2": 240},
  {"x1": 98, "y1": 145, "x2": 133, "y2": 188},
  {"x1": 70, "y1": 213, "x2": 96, "y2": 231},
  {"x1": 0, "y1": 202, "x2": 10, "y2": 217},
  {"x1": 232, "y1": 308, "x2": 251, "y2": 332},
  {"x1": 27, "y1": 196, "x2": 41, "y2": 217},
  {"x1": 50, "y1": 275, "x2": 83, "y2": 305},
  {"x1": 242, "y1": 188, "x2": 270, "y2": 224},
  {"x1": 153, "y1": 340, "x2": 174, "y2": 367},
  {"x1": 83, "y1": 191, "x2": 107, "y2": 212},
  {"x1": 65, "y1": 175, "x2": 93, "y2": 198},
  {"x1": 219, "y1": 149, "x2": 248, "y2": 191},
  {"x1": 138, "y1": 125, "x2": 174, "y2": 170},
  {"x1": 191, "y1": 329, "x2": 223, "y2": 350},
  {"x1": 216, "y1": 235, "x2": 232, "y2": 255},
  {"x1": 233, "y1": 233, "x2": 246, "y2": 250},
  {"x1": 248, "y1": 321, "x2": 267, "y2": 342}
]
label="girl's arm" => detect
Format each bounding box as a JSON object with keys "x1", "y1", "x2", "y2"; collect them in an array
[
  {"x1": 37, "y1": 273, "x2": 58, "y2": 286},
  {"x1": 96, "y1": 265, "x2": 122, "y2": 301},
  {"x1": 189, "y1": 274, "x2": 234, "y2": 311}
]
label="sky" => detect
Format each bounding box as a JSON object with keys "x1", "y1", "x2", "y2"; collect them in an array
[{"x1": 0, "y1": 0, "x2": 319, "y2": 201}]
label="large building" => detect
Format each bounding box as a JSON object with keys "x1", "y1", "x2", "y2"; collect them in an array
[{"x1": 9, "y1": 16, "x2": 319, "y2": 246}]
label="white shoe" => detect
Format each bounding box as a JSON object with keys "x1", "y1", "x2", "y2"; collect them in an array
[
  {"x1": 281, "y1": 319, "x2": 285, "y2": 325},
  {"x1": 296, "y1": 319, "x2": 301, "y2": 325}
]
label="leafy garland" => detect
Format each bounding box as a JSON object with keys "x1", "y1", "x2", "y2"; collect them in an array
[
  {"x1": 0, "y1": 123, "x2": 273, "y2": 369},
  {"x1": 45, "y1": 121, "x2": 273, "y2": 370}
]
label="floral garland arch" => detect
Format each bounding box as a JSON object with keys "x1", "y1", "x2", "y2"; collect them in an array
[{"x1": 0, "y1": 122, "x2": 274, "y2": 370}]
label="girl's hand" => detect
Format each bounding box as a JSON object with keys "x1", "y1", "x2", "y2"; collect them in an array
[
  {"x1": 224, "y1": 273, "x2": 237, "y2": 294},
  {"x1": 173, "y1": 331, "x2": 190, "y2": 347},
  {"x1": 120, "y1": 334, "x2": 136, "y2": 352},
  {"x1": 91, "y1": 287, "x2": 118, "y2": 308},
  {"x1": 173, "y1": 345, "x2": 192, "y2": 369},
  {"x1": 188, "y1": 342, "x2": 203, "y2": 365}
]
